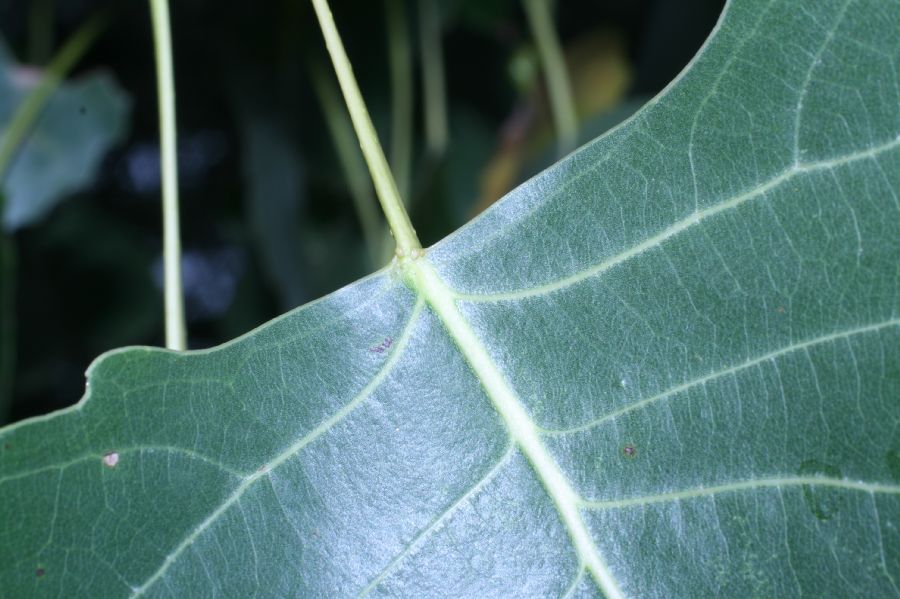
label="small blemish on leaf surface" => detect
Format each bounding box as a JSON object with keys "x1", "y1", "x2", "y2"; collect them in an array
[{"x1": 369, "y1": 337, "x2": 393, "y2": 354}]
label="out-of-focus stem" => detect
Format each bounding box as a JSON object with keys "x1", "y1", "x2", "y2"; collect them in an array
[
  {"x1": 309, "y1": 62, "x2": 384, "y2": 266},
  {"x1": 386, "y1": 0, "x2": 413, "y2": 203},
  {"x1": 522, "y1": 0, "x2": 577, "y2": 156},
  {"x1": 419, "y1": 0, "x2": 448, "y2": 157}
]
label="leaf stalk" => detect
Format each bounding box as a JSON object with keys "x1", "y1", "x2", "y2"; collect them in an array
[
  {"x1": 310, "y1": 0, "x2": 422, "y2": 257},
  {"x1": 149, "y1": 0, "x2": 186, "y2": 350}
]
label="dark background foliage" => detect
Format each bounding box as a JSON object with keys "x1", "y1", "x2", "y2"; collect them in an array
[{"x1": 0, "y1": 0, "x2": 722, "y2": 423}]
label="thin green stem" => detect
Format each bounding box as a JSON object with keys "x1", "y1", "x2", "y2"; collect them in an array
[
  {"x1": 149, "y1": 0, "x2": 186, "y2": 350},
  {"x1": 522, "y1": 0, "x2": 577, "y2": 156},
  {"x1": 418, "y1": 0, "x2": 448, "y2": 157},
  {"x1": 309, "y1": 62, "x2": 384, "y2": 266},
  {"x1": 0, "y1": 11, "x2": 108, "y2": 181},
  {"x1": 310, "y1": 0, "x2": 421, "y2": 257},
  {"x1": 386, "y1": 0, "x2": 413, "y2": 203}
]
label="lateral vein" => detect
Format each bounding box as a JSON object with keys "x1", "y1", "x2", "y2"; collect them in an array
[
  {"x1": 129, "y1": 300, "x2": 424, "y2": 597},
  {"x1": 357, "y1": 446, "x2": 515, "y2": 597},
  {"x1": 541, "y1": 318, "x2": 900, "y2": 436},
  {"x1": 456, "y1": 135, "x2": 900, "y2": 303},
  {"x1": 582, "y1": 477, "x2": 900, "y2": 510}
]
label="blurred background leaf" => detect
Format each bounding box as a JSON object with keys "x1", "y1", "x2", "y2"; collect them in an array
[{"x1": 0, "y1": 39, "x2": 130, "y2": 231}]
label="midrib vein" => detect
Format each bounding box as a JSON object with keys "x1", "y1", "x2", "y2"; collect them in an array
[{"x1": 408, "y1": 259, "x2": 624, "y2": 599}]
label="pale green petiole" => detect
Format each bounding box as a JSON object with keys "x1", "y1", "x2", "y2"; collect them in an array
[
  {"x1": 149, "y1": 0, "x2": 186, "y2": 351},
  {"x1": 310, "y1": 0, "x2": 422, "y2": 257}
]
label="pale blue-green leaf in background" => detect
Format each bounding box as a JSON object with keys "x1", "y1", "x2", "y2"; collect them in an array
[{"x1": 0, "y1": 40, "x2": 130, "y2": 231}]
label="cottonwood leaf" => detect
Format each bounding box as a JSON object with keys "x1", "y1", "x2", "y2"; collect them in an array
[{"x1": 2, "y1": 0, "x2": 899, "y2": 597}]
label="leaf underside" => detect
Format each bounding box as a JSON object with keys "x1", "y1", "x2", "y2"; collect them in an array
[{"x1": 2, "y1": 0, "x2": 900, "y2": 597}]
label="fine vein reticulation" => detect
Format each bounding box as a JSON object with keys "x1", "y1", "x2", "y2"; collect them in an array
[
  {"x1": 541, "y1": 318, "x2": 900, "y2": 436},
  {"x1": 454, "y1": 136, "x2": 900, "y2": 303},
  {"x1": 357, "y1": 447, "x2": 515, "y2": 597},
  {"x1": 130, "y1": 301, "x2": 425, "y2": 597}
]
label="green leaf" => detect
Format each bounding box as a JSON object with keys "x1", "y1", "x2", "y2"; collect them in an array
[
  {"x1": 2, "y1": 0, "x2": 900, "y2": 596},
  {"x1": 0, "y1": 42, "x2": 130, "y2": 231}
]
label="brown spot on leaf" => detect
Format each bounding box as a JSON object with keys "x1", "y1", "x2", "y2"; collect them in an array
[
  {"x1": 622, "y1": 444, "x2": 637, "y2": 458},
  {"x1": 36, "y1": 568, "x2": 45, "y2": 577},
  {"x1": 369, "y1": 337, "x2": 394, "y2": 354}
]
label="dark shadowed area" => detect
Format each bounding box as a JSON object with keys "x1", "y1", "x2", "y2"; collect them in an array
[{"x1": 0, "y1": 0, "x2": 722, "y2": 423}]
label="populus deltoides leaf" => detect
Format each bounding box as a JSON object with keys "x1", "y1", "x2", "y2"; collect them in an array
[{"x1": 1, "y1": 0, "x2": 899, "y2": 597}]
